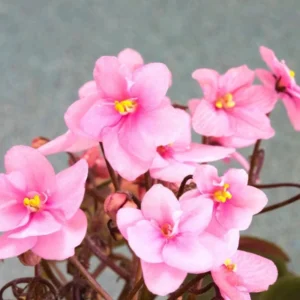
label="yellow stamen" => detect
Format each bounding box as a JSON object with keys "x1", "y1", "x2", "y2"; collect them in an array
[
  {"x1": 224, "y1": 258, "x2": 237, "y2": 272},
  {"x1": 215, "y1": 93, "x2": 235, "y2": 109},
  {"x1": 289, "y1": 69, "x2": 295, "y2": 78},
  {"x1": 114, "y1": 99, "x2": 137, "y2": 115},
  {"x1": 23, "y1": 195, "x2": 41, "y2": 212},
  {"x1": 213, "y1": 183, "x2": 232, "y2": 203}
]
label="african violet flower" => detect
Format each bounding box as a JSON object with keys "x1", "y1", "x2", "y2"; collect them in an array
[
  {"x1": 191, "y1": 164, "x2": 268, "y2": 231},
  {"x1": 212, "y1": 250, "x2": 278, "y2": 299},
  {"x1": 40, "y1": 50, "x2": 182, "y2": 181},
  {"x1": 257, "y1": 46, "x2": 300, "y2": 130},
  {"x1": 190, "y1": 66, "x2": 275, "y2": 139},
  {"x1": 0, "y1": 146, "x2": 88, "y2": 260}
]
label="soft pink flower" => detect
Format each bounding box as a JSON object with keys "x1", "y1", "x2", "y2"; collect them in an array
[
  {"x1": 257, "y1": 46, "x2": 300, "y2": 130},
  {"x1": 192, "y1": 165, "x2": 268, "y2": 231},
  {"x1": 150, "y1": 109, "x2": 235, "y2": 182},
  {"x1": 0, "y1": 146, "x2": 88, "y2": 260},
  {"x1": 117, "y1": 184, "x2": 215, "y2": 295},
  {"x1": 190, "y1": 66, "x2": 275, "y2": 139},
  {"x1": 212, "y1": 250, "x2": 278, "y2": 299},
  {"x1": 40, "y1": 50, "x2": 181, "y2": 181}
]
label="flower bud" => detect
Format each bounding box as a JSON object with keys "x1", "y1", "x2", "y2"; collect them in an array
[
  {"x1": 18, "y1": 250, "x2": 41, "y2": 266},
  {"x1": 31, "y1": 137, "x2": 49, "y2": 149},
  {"x1": 104, "y1": 192, "x2": 137, "y2": 221}
]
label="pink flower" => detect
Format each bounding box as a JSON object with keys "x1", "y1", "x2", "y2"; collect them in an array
[
  {"x1": 40, "y1": 50, "x2": 181, "y2": 181},
  {"x1": 212, "y1": 250, "x2": 278, "y2": 299},
  {"x1": 190, "y1": 66, "x2": 275, "y2": 139},
  {"x1": 117, "y1": 184, "x2": 215, "y2": 296},
  {"x1": 0, "y1": 146, "x2": 88, "y2": 260},
  {"x1": 150, "y1": 109, "x2": 235, "y2": 182},
  {"x1": 192, "y1": 165, "x2": 268, "y2": 231},
  {"x1": 257, "y1": 46, "x2": 300, "y2": 130}
]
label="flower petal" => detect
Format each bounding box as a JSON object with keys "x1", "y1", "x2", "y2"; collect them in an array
[
  {"x1": 78, "y1": 80, "x2": 98, "y2": 99},
  {"x1": 192, "y1": 69, "x2": 219, "y2": 102},
  {"x1": 93, "y1": 56, "x2": 129, "y2": 100},
  {"x1": 192, "y1": 100, "x2": 232, "y2": 137},
  {"x1": 193, "y1": 164, "x2": 219, "y2": 194},
  {"x1": 48, "y1": 159, "x2": 88, "y2": 219},
  {"x1": 32, "y1": 209, "x2": 87, "y2": 260},
  {"x1": 10, "y1": 211, "x2": 62, "y2": 238},
  {"x1": 0, "y1": 232, "x2": 37, "y2": 259},
  {"x1": 188, "y1": 98, "x2": 201, "y2": 115},
  {"x1": 130, "y1": 63, "x2": 170, "y2": 110},
  {"x1": 256, "y1": 69, "x2": 276, "y2": 89},
  {"x1": 141, "y1": 261, "x2": 187, "y2": 296},
  {"x1": 117, "y1": 48, "x2": 144, "y2": 72},
  {"x1": 223, "y1": 168, "x2": 248, "y2": 186},
  {"x1": 116, "y1": 207, "x2": 144, "y2": 239},
  {"x1": 5, "y1": 146, "x2": 56, "y2": 193},
  {"x1": 162, "y1": 233, "x2": 213, "y2": 273},
  {"x1": 282, "y1": 94, "x2": 300, "y2": 131},
  {"x1": 141, "y1": 184, "x2": 180, "y2": 226},
  {"x1": 127, "y1": 220, "x2": 164, "y2": 263},
  {"x1": 260, "y1": 46, "x2": 279, "y2": 73}
]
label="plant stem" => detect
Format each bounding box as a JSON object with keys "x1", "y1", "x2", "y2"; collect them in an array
[
  {"x1": 167, "y1": 273, "x2": 208, "y2": 300},
  {"x1": 258, "y1": 193, "x2": 300, "y2": 214},
  {"x1": 177, "y1": 174, "x2": 193, "y2": 198},
  {"x1": 248, "y1": 139, "x2": 262, "y2": 185},
  {"x1": 92, "y1": 263, "x2": 106, "y2": 278},
  {"x1": 40, "y1": 260, "x2": 62, "y2": 289},
  {"x1": 255, "y1": 183, "x2": 300, "y2": 189},
  {"x1": 99, "y1": 142, "x2": 120, "y2": 191},
  {"x1": 125, "y1": 277, "x2": 144, "y2": 300},
  {"x1": 34, "y1": 263, "x2": 41, "y2": 277},
  {"x1": 69, "y1": 256, "x2": 112, "y2": 300},
  {"x1": 85, "y1": 236, "x2": 130, "y2": 281},
  {"x1": 144, "y1": 171, "x2": 152, "y2": 191}
]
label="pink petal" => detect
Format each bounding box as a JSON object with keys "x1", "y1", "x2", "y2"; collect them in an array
[
  {"x1": 192, "y1": 69, "x2": 219, "y2": 102},
  {"x1": 173, "y1": 144, "x2": 235, "y2": 163},
  {"x1": 10, "y1": 211, "x2": 62, "y2": 238},
  {"x1": 235, "y1": 85, "x2": 278, "y2": 114},
  {"x1": 219, "y1": 65, "x2": 254, "y2": 94},
  {"x1": 199, "y1": 229, "x2": 239, "y2": 269},
  {"x1": 179, "y1": 195, "x2": 213, "y2": 233},
  {"x1": 141, "y1": 261, "x2": 187, "y2": 296},
  {"x1": 162, "y1": 233, "x2": 213, "y2": 273},
  {"x1": 130, "y1": 63, "x2": 170, "y2": 110},
  {"x1": 193, "y1": 164, "x2": 219, "y2": 194},
  {"x1": 150, "y1": 153, "x2": 170, "y2": 169},
  {"x1": 0, "y1": 172, "x2": 26, "y2": 202},
  {"x1": 232, "y1": 250, "x2": 278, "y2": 292},
  {"x1": 127, "y1": 220, "x2": 164, "y2": 263},
  {"x1": 192, "y1": 100, "x2": 232, "y2": 137},
  {"x1": 78, "y1": 80, "x2": 98, "y2": 99},
  {"x1": 228, "y1": 107, "x2": 275, "y2": 140},
  {"x1": 215, "y1": 136, "x2": 256, "y2": 148},
  {"x1": 150, "y1": 159, "x2": 196, "y2": 183},
  {"x1": 116, "y1": 207, "x2": 144, "y2": 239},
  {"x1": 39, "y1": 130, "x2": 98, "y2": 155},
  {"x1": 65, "y1": 92, "x2": 100, "y2": 136},
  {"x1": 229, "y1": 185, "x2": 268, "y2": 214},
  {"x1": 0, "y1": 201, "x2": 29, "y2": 231},
  {"x1": 216, "y1": 204, "x2": 253, "y2": 231},
  {"x1": 282, "y1": 94, "x2": 300, "y2": 131},
  {"x1": 102, "y1": 126, "x2": 150, "y2": 181},
  {"x1": 259, "y1": 46, "x2": 279, "y2": 73},
  {"x1": 48, "y1": 159, "x2": 88, "y2": 219},
  {"x1": 223, "y1": 168, "x2": 248, "y2": 186},
  {"x1": 93, "y1": 56, "x2": 129, "y2": 100},
  {"x1": 81, "y1": 100, "x2": 122, "y2": 140},
  {"x1": 255, "y1": 69, "x2": 276, "y2": 89},
  {"x1": 141, "y1": 184, "x2": 180, "y2": 226},
  {"x1": 32, "y1": 209, "x2": 87, "y2": 260},
  {"x1": 188, "y1": 98, "x2": 201, "y2": 115},
  {"x1": 117, "y1": 48, "x2": 144, "y2": 72},
  {"x1": 0, "y1": 232, "x2": 37, "y2": 259},
  {"x1": 5, "y1": 146, "x2": 56, "y2": 193}
]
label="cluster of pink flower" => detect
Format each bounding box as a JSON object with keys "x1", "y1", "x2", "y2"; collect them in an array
[{"x1": 0, "y1": 46, "x2": 298, "y2": 298}]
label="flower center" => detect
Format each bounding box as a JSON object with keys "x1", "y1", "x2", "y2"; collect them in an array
[
  {"x1": 157, "y1": 144, "x2": 173, "y2": 158},
  {"x1": 289, "y1": 69, "x2": 295, "y2": 78},
  {"x1": 23, "y1": 195, "x2": 41, "y2": 212},
  {"x1": 161, "y1": 223, "x2": 173, "y2": 237},
  {"x1": 215, "y1": 93, "x2": 235, "y2": 109},
  {"x1": 213, "y1": 183, "x2": 232, "y2": 203},
  {"x1": 224, "y1": 258, "x2": 237, "y2": 272},
  {"x1": 114, "y1": 99, "x2": 137, "y2": 115}
]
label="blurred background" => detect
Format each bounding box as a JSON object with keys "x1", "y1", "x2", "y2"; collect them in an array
[{"x1": 0, "y1": 0, "x2": 300, "y2": 298}]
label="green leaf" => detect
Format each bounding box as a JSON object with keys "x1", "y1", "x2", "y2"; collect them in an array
[
  {"x1": 239, "y1": 236, "x2": 290, "y2": 262},
  {"x1": 261, "y1": 276, "x2": 300, "y2": 300}
]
